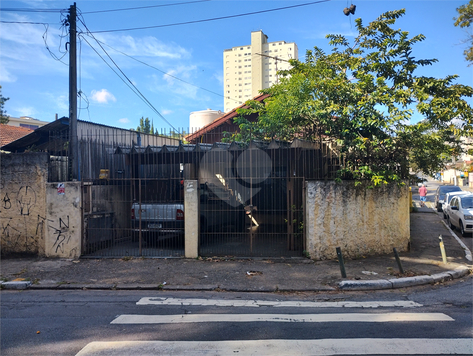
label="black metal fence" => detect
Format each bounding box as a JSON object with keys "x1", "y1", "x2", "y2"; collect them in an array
[{"x1": 45, "y1": 125, "x2": 340, "y2": 258}]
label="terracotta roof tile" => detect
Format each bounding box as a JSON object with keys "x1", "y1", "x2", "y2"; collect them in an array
[
  {"x1": 0, "y1": 124, "x2": 34, "y2": 147},
  {"x1": 186, "y1": 93, "x2": 270, "y2": 142}
]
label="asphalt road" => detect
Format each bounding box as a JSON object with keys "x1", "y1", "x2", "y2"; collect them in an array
[
  {"x1": 1, "y1": 276, "x2": 472, "y2": 356},
  {"x1": 417, "y1": 180, "x2": 473, "y2": 252}
]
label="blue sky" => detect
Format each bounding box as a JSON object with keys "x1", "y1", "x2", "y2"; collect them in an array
[{"x1": 1, "y1": 0, "x2": 472, "y2": 132}]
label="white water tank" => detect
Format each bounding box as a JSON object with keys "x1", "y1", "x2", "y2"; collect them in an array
[{"x1": 189, "y1": 109, "x2": 223, "y2": 132}]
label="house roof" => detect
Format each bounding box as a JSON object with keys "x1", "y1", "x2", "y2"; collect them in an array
[
  {"x1": 114, "y1": 139, "x2": 320, "y2": 156},
  {"x1": 1, "y1": 117, "x2": 179, "y2": 153},
  {"x1": 186, "y1": 93, "x2": 270, "y2": 143},
  {"x1": 0, "y1": 124, "x2": 34, "y2": 147}
]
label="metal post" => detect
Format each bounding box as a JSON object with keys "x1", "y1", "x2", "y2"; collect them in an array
[
  {"x1": 139, "y1": 178, "x2": 142, "y2": 256},
  {"x1": 336, "y1": 247, "x2": 347, "y2": 278},
  {"x1": 68, "y1": 2, "x2": 78, "y2": 181},
  {"x1": 393, "y1": 248, "x2": 404, "y2": 274},
  {"x1": 439, "y1": 235, "x2": 448, "y2": 264}
]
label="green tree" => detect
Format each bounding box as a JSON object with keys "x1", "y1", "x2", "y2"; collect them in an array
[
  {"x1": 454, "y1": 0, "x2": 473, "y2": 65},
  {"x1": 234, "y1": 9, "x2": 473, "y2": 185},
  {"x1": 136, "y1": 116, "x2": 152, "y2": 134},
  {"x1": 0, "y1": 86, "x2": 10, "y2": 124}
]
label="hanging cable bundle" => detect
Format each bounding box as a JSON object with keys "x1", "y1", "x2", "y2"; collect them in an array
[{"x1": 343, "y1": 4, "x2": 356, "y2": 16}]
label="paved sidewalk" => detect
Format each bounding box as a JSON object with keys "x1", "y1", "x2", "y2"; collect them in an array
[{"x1": 1, "y1": 203, "x2": 471, "y2": 293}]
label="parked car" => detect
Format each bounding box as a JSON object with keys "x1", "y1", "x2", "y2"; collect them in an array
[
  {"x1": 131, "y1": 202, "x2": 184, "y2": 244},
  {"x1": 434, "y1": 185, "x2": 462, "y2": 212},
  {"x1": 446, "y1": 195, "x2": 473, "y2": 237},
  {"x1": 442, "y1": 191, "x2": 473, "y2": 219},
  {"x1": 417, "y1": 177, "x2": 428, "y2": 187}
]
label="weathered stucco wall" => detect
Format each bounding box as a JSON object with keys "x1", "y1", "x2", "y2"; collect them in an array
[
  {"x1": 305, "y1": 181, "x2": 410, "y2": 260},
  {"x1": 0, "y1": 153, "x2": 49, "y2": 255},
  {"x1": 45, "y1": 182, "x2": 81, "y2": 258}
]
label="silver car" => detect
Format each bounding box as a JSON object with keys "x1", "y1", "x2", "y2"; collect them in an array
[
  {"x1": 442, "y1": 191, "x2": 472, "y2": 219},
  {"x1": 435, "y1": 185, "x2": 462, "y2": 212},
  {"x1": 447, "y1": 195, "x2": 473, "y2": 237}
]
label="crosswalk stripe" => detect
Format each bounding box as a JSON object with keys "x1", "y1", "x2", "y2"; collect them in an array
[
  {"x1": 136, "y1": 297, "x2": 422, "y2": 308},
  {"x1": 111, "y1": 312, "x2": 453, "y2": 324},
  {"x1": 76, "y1": 338, "x2": 473, "y2": 356}
]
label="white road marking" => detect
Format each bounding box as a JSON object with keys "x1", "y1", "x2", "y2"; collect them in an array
[
  {"x1": 136, "y1": 297, "x2": 422, "y2": 308},
  {"x1": 111, "y1": 312, "x2": 453, "y2": 324},
  {"x1": 76, "y1": 338, "x2": 473, "y2": 356}
]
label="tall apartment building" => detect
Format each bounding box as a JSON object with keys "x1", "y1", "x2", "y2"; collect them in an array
[{"x1": 223, "y1": 30, "x2": 298, "y2": 113}]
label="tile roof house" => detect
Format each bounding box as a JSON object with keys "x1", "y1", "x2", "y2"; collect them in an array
[
  {"x1": 186, "y1": 93, "x2": 270, "y2": 144},
  {"x1": 0, "y1": 124, "x2": 34, "y2": 147}
]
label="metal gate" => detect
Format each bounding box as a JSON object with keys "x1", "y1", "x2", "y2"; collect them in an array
[
  {"x1": 198, "y1": 145, "x2": 305, "y2": 257},
  {"x1": 75, "y1": 135, "x2": 337, "y2": 258}
]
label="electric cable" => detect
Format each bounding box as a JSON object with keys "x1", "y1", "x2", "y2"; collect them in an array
[
  {"x1": 78, "y1": 18, "x2": 179, "y2": 132},
  {"x1": 89, "y1": 0, "x2": 331, "y2": 33},
  {"x1": 91, "y1": 37, "x2": 241, "y2": 104},
  {"x1": 81, "y1": 0, "x2": 211, "y2": 14},
  {"x1": 0, "y1": 8, "x2": 63, "y2": 13}
]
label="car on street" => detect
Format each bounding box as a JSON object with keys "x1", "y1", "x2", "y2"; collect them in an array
[
  {"x1": 442, "y1": 191, "x2": 473, "y2": 219},
  {"x1": 434, "y1": 185, "x2": 462, "y2": 212},
  {"x1": 446, "y1": 194, "x2": 473, "y2": 237}
]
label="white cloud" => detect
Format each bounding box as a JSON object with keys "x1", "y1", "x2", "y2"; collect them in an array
[
  {"x1": 58, "y1": 95, "x2": 68, "y2": 109},
  {"x1": 161, "y1": 109, "x2": 173, "y2": 115},
  {"x1": 118, "y1": 118, "x2": 130, "y2": 124},
  {"x1": 15, "y1": 106, "x2": 36, "y2": 117},
  {"x1": 0, "y1": 67, "x2": 17, "y2": 83},
  {"x1": 90, "y1": 89, "x2": 116, "y2": 104},
  {"x1": 0, "y1": 13, "x2": 68, "y2": 78},
  {"x1": 94, "y1": 33, "x2": 191, "y2": 61}
]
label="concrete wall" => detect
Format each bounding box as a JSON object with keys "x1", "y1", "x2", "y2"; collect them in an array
[
  {"x1": 1, "y1": 153, "x2": 82, "y2": 258},
  {"x1": 305, "y1": 181, "x2": 410, "y2": 260},
  {"x1": 45, "y1": 182, "x2": 81, "y2": 258},
  {"x1": 0, "y1": 153, "x2": 49, "y2": 255}
]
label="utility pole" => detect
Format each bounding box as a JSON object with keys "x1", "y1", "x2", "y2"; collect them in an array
[{"x1": 68, "y1": 2, "x2": 78, "y2": 180}]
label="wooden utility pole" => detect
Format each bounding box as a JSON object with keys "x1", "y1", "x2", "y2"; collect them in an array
[{"x1": 69, "y1": 2, "x2": 78, "y2": 180}]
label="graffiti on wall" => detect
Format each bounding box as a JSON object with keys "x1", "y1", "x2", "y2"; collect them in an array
[
  {"x1": 0, "y1": 185, "x2": 43, "y2": 254},
  {"x1": 17, "y1": 186, "x2": 37, "y2": 215},
  {"x1": 48, "y1": 216, "x2": 72, "y2": 254}
]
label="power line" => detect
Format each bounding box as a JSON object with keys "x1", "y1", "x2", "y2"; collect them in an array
[
  {"x1": 0, "y1": 8, "x2": 63, "y2": 13},
  {"x1": 78, "y1": 17, "x2": 179, "y2": 133},
  {"x1": 89, "y1": 0, "x2": 331, "y2": 33},
  {"x1": 90, "y1": 38, "x2": 242, "y2": 104},
  {"x1": 0, "y1": 20, "x2": 53, "y2": 25},
  {"x1": 81, "y1": 0, "x2": 211, "y2": 14}
]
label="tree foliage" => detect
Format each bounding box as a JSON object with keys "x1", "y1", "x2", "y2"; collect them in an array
[
  {"x1": 0, "y1": 86, "x2": 10, "y2": 124},
  {"x1": 136, "y1": 116, "x2": 153, "y2": 134},
  {"x1": 454, "y1": 0, "x2": 473, "y2": 65},
  {"x1": 233, "y1": 9, "x2": 473, "y2": 184}
]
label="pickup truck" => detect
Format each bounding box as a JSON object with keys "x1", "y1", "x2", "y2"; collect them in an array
[{"x1": 131, "y1": 202, "x2": 184, "y2": 239}]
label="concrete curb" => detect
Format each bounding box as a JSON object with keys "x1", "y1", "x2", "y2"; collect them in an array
[
  {"x1": 0, "y1": 281, "x2": 32, "y2": 290},
  {"x1": 338, "y1": 267, "x2": 471, "y2": 291},
  {"x1": 2, "y1": 267, "x2": 470, "y2": 292}
]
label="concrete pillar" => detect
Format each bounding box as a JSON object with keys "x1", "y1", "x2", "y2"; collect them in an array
[
  {"x1": 45, "y1": 182, "x2": 81, "y2": 258},
  {"x1": 184, "y1": 180, "x2": 199, "y2": 258}
]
